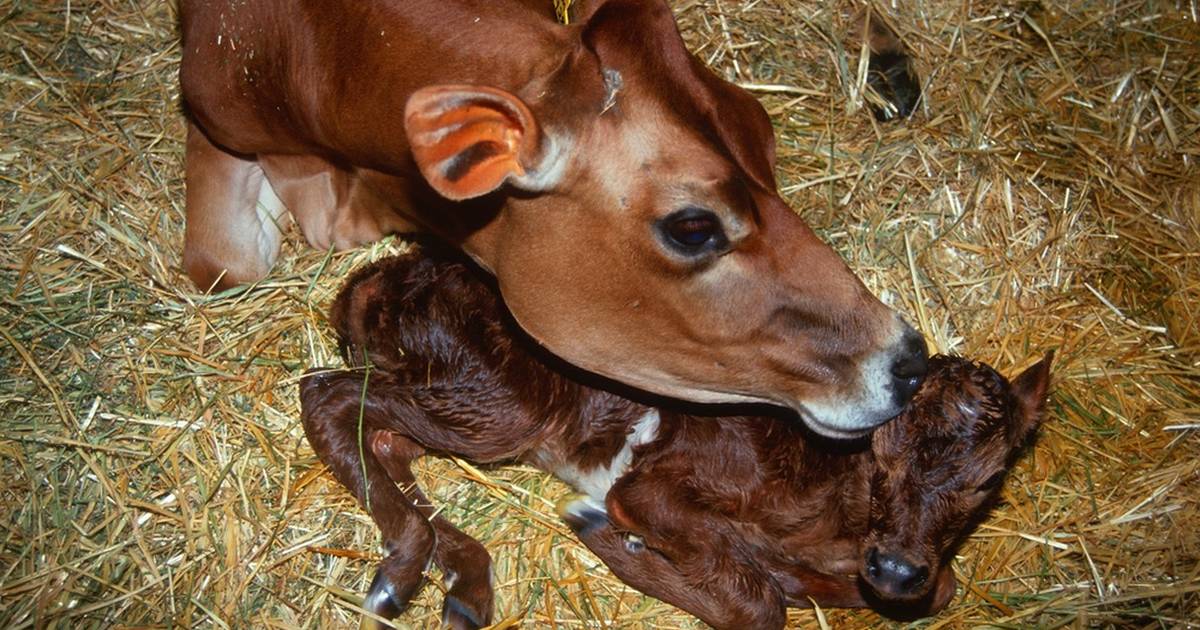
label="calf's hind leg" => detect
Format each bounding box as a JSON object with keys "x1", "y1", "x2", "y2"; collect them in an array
[
  {"x1": 370, "y1": 431, "x2": 495, "y2": 630},
  {"x1": 299, "y1": 370, "x2": 436, "y2": 624}
]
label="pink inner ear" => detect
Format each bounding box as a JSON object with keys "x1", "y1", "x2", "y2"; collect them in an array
[
  {"x1": 606, "y1": 496, "x2": 636, "y2": 531},
  {"x1": 404, "y1": 86, "x2": 541, "y2": 201}
]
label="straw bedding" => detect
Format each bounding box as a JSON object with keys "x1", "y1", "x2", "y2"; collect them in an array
[{"x1": 1, "y1": 1, "x2": 1197, "y2": 627}]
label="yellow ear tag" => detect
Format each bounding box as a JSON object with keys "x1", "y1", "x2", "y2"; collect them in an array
[{"x1": 554, "y1": 0, "x2": 574, "y2": 24}]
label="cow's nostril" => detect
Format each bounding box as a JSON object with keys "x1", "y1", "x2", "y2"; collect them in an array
[{"x1": 890, "y1": 329, "x2": 928, "y2": 405}]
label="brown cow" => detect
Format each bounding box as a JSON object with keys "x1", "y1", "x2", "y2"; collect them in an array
[
  {"x1": 300, "y1": 251, "x2": 1051, "y2": 629},
  {"x1": 180, "y1": 0, "x2": 928, "y2": 438}
]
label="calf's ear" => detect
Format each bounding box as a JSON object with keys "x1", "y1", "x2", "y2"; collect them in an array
[
  {"x1": 1010, "y1": 351, "x2": 1054, "y2": 443},
  {"x1": 405, "y1": 85, "x2": 564, "y2": 200}
]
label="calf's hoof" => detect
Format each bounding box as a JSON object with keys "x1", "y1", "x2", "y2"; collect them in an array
[
  {"x1": 361, "y1": 554, "x2": 429, "y2": 629},
  {"x1": 440, "y1": 564, "x2": 494, "y2": 630},
  {"x1": 361, "y1": 570, "x2": 407, "y2": 629},
  {"x1": 867, "y1": 52, "x2": 921, "y2": 120},
  {"x1": 556, "y1": 494, "x2": 609, "y2": 536}
]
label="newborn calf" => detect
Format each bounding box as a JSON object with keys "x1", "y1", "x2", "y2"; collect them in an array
[{"x1": 300, "y1": 251, "x2": 1050, "y2": 630}]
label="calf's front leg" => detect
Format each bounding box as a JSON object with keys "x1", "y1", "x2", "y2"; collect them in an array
[{"x1": 772, "y1": 565, "x2": 867, "y2": 609}]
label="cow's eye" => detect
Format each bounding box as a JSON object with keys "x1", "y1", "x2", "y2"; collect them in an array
[{"x1": 658, "y1": 208, "x2": 729, "y2": 255}]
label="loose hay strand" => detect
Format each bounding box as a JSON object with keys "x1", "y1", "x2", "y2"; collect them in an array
[
  {"x1": 357, "y1": 351, "x2": 373, "y2": 513},
  {"x1": 1, "y1": 0, "x2": 1198, "y2": 628}
]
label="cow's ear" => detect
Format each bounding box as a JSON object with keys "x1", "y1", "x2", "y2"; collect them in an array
[{"x1": 405, "y1": 85, "x2": 564, "y2": 200}]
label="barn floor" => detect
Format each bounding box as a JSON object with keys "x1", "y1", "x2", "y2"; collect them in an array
[{"x1": 1, "y1": 1, "x2": 1197, "y2": 628}]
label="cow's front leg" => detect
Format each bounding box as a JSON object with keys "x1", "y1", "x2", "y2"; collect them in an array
[{"x1": 183, "y1": 121, "x2": 291, "y2": 291}]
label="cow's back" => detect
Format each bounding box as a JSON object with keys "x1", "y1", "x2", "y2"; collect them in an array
[{"x1": 179, "y1": 0, "x2": 570, "y2": 159}]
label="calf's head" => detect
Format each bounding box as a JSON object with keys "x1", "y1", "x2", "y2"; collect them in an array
[
  {"x1": 403, "y1": 0, "x2": 925, "y2": 438},
  {"x1": 861, "y1": 353, "x2": 1052, "y2": 609}
]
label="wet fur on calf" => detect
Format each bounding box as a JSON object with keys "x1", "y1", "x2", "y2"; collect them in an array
[{"x1": 300, "y1": 249, "x2": 1051, "y2": 630}]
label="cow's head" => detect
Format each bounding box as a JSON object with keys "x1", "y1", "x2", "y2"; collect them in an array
[{"x1": 403, "y1": 0, "x2": 927, "y2": 438}]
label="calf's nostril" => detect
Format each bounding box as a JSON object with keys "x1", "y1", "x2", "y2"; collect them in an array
[
  {"x1": 869, "y1": 551, "x2": 929, "y2": 595},
  {"x1": 902, "y1": 565, "x2": 930, "y2": 592},
  {"x1": 890, "y1": 330, "x2": 929, "y2": 404},
  {"x1": 866, "y1": 547, "x2": 882, "y2": 578}
]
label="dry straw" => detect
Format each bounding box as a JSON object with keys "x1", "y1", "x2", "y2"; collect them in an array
[{"x1": 1, "y1": 0, "x2": 1197, "y2": 628}]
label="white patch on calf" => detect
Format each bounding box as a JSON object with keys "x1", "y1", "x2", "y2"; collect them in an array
[
  {"x1": 555, "y1": 409, "x2": 660, "y2": 511},
  {"x1": 600, "y1": 69, "x2": 623, "y2": 114}
]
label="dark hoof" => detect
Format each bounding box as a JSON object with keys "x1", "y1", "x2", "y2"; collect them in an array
[
  {"x1": 556, "y1": 495, "x2": 610, "y2": 536},
  {"x1": 442, "y1": 594, "x2": 489, "y2": 630}
]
